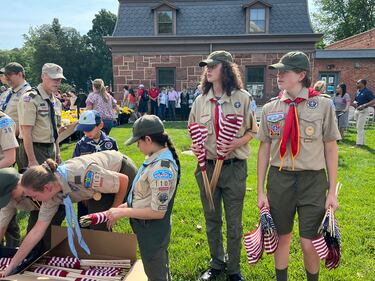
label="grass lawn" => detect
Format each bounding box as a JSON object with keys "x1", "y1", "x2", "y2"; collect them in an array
[{"x1": 19, "y1": 122, "x2": 375, "y2": 280}]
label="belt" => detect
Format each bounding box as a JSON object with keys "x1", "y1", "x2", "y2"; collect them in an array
[
  {"x1": 19, "y1": 139, "x2": 54, "y2": 147},
  {"x1": 206, "y1": 158, "x2": 243, "y2": 165}
]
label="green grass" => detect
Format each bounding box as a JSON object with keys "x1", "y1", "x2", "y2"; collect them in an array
[{"x1": 19, "y1": 122, "x2": 375, "y2": 281}]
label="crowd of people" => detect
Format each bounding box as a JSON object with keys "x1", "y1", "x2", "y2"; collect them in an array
[
  {"x1": 0, "y1": 49, "x2": 373, "y2": 281},
  {"x1": 122, "y1": 83, "x2": 201, "y2": 122}
]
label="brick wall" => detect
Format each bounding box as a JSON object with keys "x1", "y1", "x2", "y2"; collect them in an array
[
  {"x1": 312, "y1": 59, "x2": 375, "y2": 97},
  {"x1": 326, "y1": 28, "x2": 375, "y2": 50},
  {"x1": 112, "y1": 51, "x2": 314, "y2": 104}
]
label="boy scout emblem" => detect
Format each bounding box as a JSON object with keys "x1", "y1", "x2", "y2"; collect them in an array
[
  {"x1": 104, "y1": 142, "x2": 113, "y2": 149},
  {"x1": 152, "y1": 169, "x2": 173, "y2": 180},
  {"x1": 266, "y1": 112, "x2": 285, "y2": 123},
  {"x1": 93, "y1": 192, "x2": 102, "y2": 201},
  {"x1": 84, "y1": 171, "x2": 94, "y2": 188},
  {"x1": 307, "y1": 99, "x2": 318, "y2": 109},
  {"x1": 305, "y1": 126, "x2": 315, "y2": 136},
  {"x1": 270, "y1": 123, "x2": 281, "y2": 136},
  {"x1": 158, "y1": 192, "x2": 168, "y2": 204},
  {"x1": 234, "y1": 101, "x2": 241, "y2": 108}
]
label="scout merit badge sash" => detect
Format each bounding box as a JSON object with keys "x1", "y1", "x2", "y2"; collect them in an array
[
  {"x1": 56, "y1": 164, "x2": 90, "y2": 258},
  {"x1": 278, "y1": 88, "x2": 320, "y2": 170},
  {"x1": 127, "y1": 149, "x2": 178, "y2": 207},
  {"x1": 188, "y1": 123, "x2": 213, "y2": 210},
  {"x1": 209, "y1": 98, "x2": 243, "y2": 193}
]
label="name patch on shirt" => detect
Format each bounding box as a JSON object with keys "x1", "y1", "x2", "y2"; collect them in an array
[{"x1": 152, "y1": 169, "x2": 173, "y2": 180}]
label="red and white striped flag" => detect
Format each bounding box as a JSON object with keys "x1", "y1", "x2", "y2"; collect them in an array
[
  {"x1": 217, "y1": 114, "x2": 243, "y2": 159},
  {"x1": 260, "y1": 207, "x2": 279, "y2": 254},
  {"x1": 82, "y1": 269, "x2": 119, "y2": 277},
  {"x1": 244, "y1": 224, "x2": 264, "y2": 265},
  {"x1": 188, "y1": 123, "x2": 208, "y2": 169},
  {"x1": 33, "y1": 266, "x2": 68, "y2": 277},
  {"x1": 47, "y1": 256, "x2": 80, "y2": 269},
  {"x1": 312, "y1": 235, "x2": 329, "y2": 259},
  {"x1": 0, "y1": 258, "x2": 11, "y2": 266}
]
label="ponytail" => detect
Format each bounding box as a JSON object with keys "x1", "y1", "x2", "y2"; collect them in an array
[
  {"x1": 21, "y1": 159, "x2": 58, "y2": 192},
  {"x1": 93, "y1": 78, "x2": 108, "y2": 102}
]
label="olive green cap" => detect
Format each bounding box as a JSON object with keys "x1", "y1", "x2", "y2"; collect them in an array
[
  {"x1": 125, "y1": 115, "x2": 165, "y2": 146},
  {"x1": 4, "y1": 62, "x2": 25, "y2": 74},
  {"x1": 0, "y1": 168, "x2": 20, "y2": 208},
  {"x1": 199, "y1": 50, "x2": 233, "y2": 67},
  {"x1": 268, "y1": 51, "x2": 310, "y2": 71}
]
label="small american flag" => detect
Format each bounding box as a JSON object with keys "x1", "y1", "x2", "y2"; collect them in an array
[
  {"x1": 47, "y1": 256, "x2": 80, "y2": 269},
  {"x1": 312, "y1": 235, "x2": 329, "y2": 259},
  {"x1": 260, "y1": 207, "x2": 279, "y2": 254},
  {"x1": 244, "y1": 224, "x2": 264, "y2": 265},
  {"x1": 217, "y1": 114, "x2": 244, "y2": 160},
  {"x1": 33, "y1": 266, "x2": 68, "y2": 277}
]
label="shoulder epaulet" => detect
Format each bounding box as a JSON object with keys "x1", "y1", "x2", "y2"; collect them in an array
[
  {"x1": 320, "y1": 93, "x2": 332, "y2": 99},
  {"x1": 267, "y1": 96, "x2": 279, "y2": 103},
  {"x1": 25, "y1": 88, "x2": 39, "y2": 98}
]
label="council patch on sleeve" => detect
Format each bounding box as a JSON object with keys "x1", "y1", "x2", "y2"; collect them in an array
[
  {"x1": 84, "y1": 170, "x2": 94, "y2": 188},
  {"x1": 152, "y1": 169, "x2": 173, "y2": 180}
]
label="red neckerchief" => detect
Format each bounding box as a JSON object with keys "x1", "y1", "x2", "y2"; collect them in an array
[
  {"x1": 210, "y1": 98, "x2": 220, "y2": 139},
  {"x1": 278, "y1": 88, "x2": 320, "y2": 170}
]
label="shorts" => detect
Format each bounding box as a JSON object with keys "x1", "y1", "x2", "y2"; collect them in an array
[{"x1": 266, "y1": 166, "x2": 328, "y2": 239}]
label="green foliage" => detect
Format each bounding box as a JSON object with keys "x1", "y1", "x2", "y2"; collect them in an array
[{"x1": 312, "y1": 0, "x2": 375, "y2": 44}]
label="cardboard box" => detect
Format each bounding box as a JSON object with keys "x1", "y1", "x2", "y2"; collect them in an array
[{"x1": 1, "y1": 226, "x2": 147, "y2": 281}]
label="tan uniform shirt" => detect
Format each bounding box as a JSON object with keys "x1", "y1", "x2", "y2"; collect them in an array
[
  {"x1": 132, "y1": 148, "x2": 178, "y2": 212},
  {"x1": 257, "y1": 88, "x2": 341, "y2": 171},
  {"x1": 0, "y1": 81, "x2": 31, "y2": 129},
  {"x1": 18, "y1": 84, "x2": 59, "y2": 143},
  {"x1": 0, "y1": 112, "x2": 19, "y2": 162},
  {"x1": 38, "y1": 150, "x2": 124, "y2": 222},
  {"x1": 188, "y1": 88, "x2": 258, "y2": 160},
  {"x1": 0, "y1": 197, "x2": 38, "y2": 228}
]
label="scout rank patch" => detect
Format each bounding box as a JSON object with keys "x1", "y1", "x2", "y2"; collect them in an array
[
  {"x1": 158, "y1": 192, "x2": 168, "y2": 204},
  {"x1": 306, "y1": 98, "x2": 318, "y2": 109},
  {"x1": 266, "y1": 112, "x2": 285, "y2": 136}
]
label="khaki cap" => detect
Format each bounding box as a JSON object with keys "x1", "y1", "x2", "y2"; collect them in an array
[{"x1": 42, "y1": 63, "x2": 66, "y2": 79}]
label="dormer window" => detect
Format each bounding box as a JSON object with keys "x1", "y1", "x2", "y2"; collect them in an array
[
  {"x1": 243, "y1": 1, "x2": 272, "y2": 34},
  {"x1": 152, "y1": 1, "x2": 178, "y2": 35}
]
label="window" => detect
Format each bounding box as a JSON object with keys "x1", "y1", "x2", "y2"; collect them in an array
[
  {"x1": 246, "y1": 67, "x2": 265, "y2": 99},
  {"x1": 250, "y1": 8, "x2": 265, "y2": 33},
  {"x1": 157, "y1": 11, "x2": 173, "y2": 34},
  {"x1": 157, "y1": 68, "x2": 176, "y2": 89}
]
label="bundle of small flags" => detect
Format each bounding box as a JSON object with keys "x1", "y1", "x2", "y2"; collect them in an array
[
  {"x1": 244, "y1": 207, "x2": 279, "y2": 265},
  {"x1": 80, "y1": 211, "x2": 108, "y2": 227},
  {"x1": 312, "y1": 207, "x2": 341, "y2": 269},
  {"x1": 47, "y1": 256, "x2": 81, "y2": 269}
]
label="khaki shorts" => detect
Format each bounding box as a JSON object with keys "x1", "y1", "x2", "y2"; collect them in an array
[{"x1": 266, "y1": 166, "x2": 328, "y2": 239}]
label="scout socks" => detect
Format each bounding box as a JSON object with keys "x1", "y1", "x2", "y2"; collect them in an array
[
  {"x1": 306, "y1": 270, "x2": 319, "y2": 281},
  {"x1": 275, "y1": 267, "x2": 288, "y2": 281}
]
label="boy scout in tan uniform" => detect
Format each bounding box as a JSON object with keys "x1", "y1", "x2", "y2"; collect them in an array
[
  {"x1": 17, "y1": 63, "x2": 64, "y2": 171},
  {"x1": 189, "y1": 51, "x2": 258, "y2": 281},
  {"x1": 0, "y1": 112, "x2": 21, "y2": 247},
  {"x1": 0, "y1": 63, "x2": 31, "y2": 135},
  {"x1": 257, "y1": 51, "x2": 341, "y2": 281}
]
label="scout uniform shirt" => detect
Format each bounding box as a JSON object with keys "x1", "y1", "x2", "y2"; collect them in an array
[
  {"x1": 0, "y1": 197, "x2": 38, "y2": 229},
  {"x1": 73, "y1": 131, "x2": 118, "y2": 157},
  {"x1": 17, "y1": 84, "x2": 60, "y2": 143},
  {"x1": 38, "y1": 150, "x2": 124, "y2": 222},
  {"x1": 188, "y1": 88, "x2": 258, "y2": 160},
  {"x1": 132, "y1": 148, "x2": 178, "y2": 212},
  {"x1": 0, "y1": 112, "x2": 19, "y2": 161},
  {"x1": 0, "y1": 82, "x2": 31, "y2": 129},
  {"x1": 257, "y1": 88, "x2": 341, "y2": 171}
]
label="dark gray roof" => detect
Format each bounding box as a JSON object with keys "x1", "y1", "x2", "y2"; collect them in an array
[
  {"x1": 113, "y1": 0, "x2": 314, "y2": 37},
  {"x1": 316, "y1": 49, "x2": 375, "y2": 59}
]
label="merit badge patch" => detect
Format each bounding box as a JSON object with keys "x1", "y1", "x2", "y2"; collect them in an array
[
  {"x1": 234, "y1": 101, "x2": 241, "y2": 108},
  {"x1": 104, "y1": 141, "x2": 113, "y2": 149},
  {"x1": 158, "y1": 192, "x2": 169, "y2": 204},
  {"x1": 306, "y1": 99, "x2": 318, "y2": 109},
  {"x1": 84, "y1": 170, "x2": 94, "y2": 188},
  {"x1": 269, "y1": 123, "x2": 281, "y2": 136},
  {"x1": 93, "y1": 172, "x2": 103, "y2": 188},
  {"x1": 152, "y1": 169, "x2": 173, "y2": 180},
  {"x1": 266, "y1": 112, "x2": 285, "y2": 123}
]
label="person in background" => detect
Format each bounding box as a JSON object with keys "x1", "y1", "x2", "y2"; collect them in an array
[
  {"x1": 313, "y1": 80, "x2": 326, "y2": 95},
  {"x1": 334, "y1": 83, "x2": 351, "y2": 138},
  {"x1": 137, "y1": 84, "x2": 149, "y2": 116},
  {"x1": 127, "y1": 88, "x2": 139, "y2": 122},
  {"x1": 353, "y1": 79, "x2": 375, "y2": 146},
  {"x1": 158, "y1": 87, "x2": 168, "y2": 122},
  {"x1": 167, "y1": 86, "x2": 178, "y2": 121},
  {"x1": 149, "y1": 83, "x2": 159, "y2": 115},
  {"x1": 180, "y1": 87, "x2": 189, "y2": 120},
  {"x1": 122, "y1": 85, "x2": 129, "y2": 107},
  {"x1": 86, "y1": 79, "x2": 117, "y2": 135}
]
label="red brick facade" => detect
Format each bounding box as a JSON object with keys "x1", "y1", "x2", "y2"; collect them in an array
[
  {"x1": 326, "y1": 28, "x2": 375, "y2": 50},
  {"x1": 112, "y1": 51, "x2": 314, "y2": 104}
]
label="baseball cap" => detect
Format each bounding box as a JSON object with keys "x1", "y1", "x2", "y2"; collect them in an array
[
  {"x1": 268, "y1": 51, "x2": 310, "y2": 71},
  {"x1": 4, "y1": 62, "x2": 24, "y2": 74},
  {"x1": 42, "y1": 63, "x2": 66, "y2": 79},
  {"x1": 125, "y1": 115, "x2": 164, "y2": 146},
  {"x1": 199, "y1": 50, "x2": 233, "y2": 67},
  {"x1": 0, "y1": 168, "x2": 20, "y2": 208},
  {"x1": 76, "y1": 110, "x2": 102, "y2": 132}
]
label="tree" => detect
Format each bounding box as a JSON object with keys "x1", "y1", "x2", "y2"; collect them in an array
[
  {"x1": 84, "y1": 9, "x2": 117, "y2": 89},
  {"x1": 312, "y1": 0, "x2": 375, "y2": 44}
]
